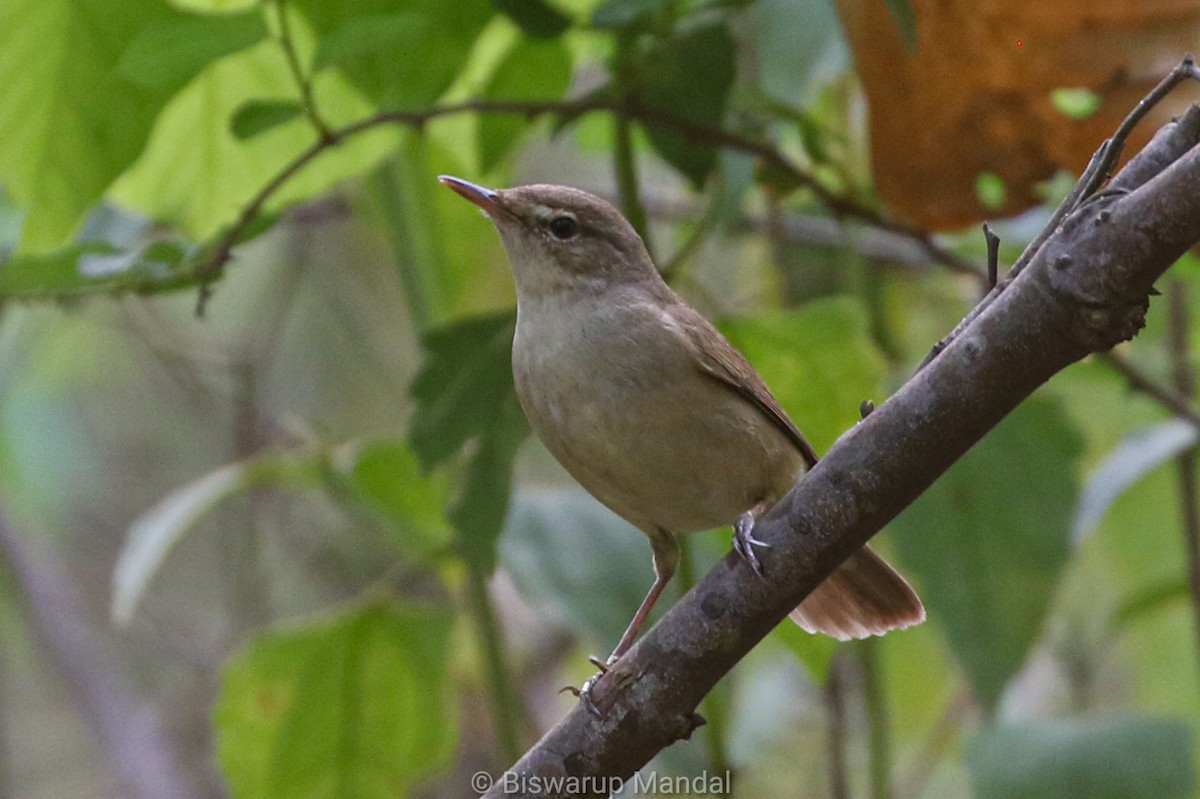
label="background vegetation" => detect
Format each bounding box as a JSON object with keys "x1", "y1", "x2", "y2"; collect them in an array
[{"x1": 0, "y1": 0, "x2": 1197, "y2": 796}]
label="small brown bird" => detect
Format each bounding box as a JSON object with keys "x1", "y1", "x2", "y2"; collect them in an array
[{"x1": 440, "y1": 175, "x2": 924, "y2": 667}]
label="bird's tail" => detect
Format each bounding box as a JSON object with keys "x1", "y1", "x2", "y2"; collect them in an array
[{"x1": 789, "y1": 545, "x2": 924, "y2": 640}]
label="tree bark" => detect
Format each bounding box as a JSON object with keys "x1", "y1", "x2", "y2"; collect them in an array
[{"x1": 483, "y1": 104, "x2": 1200, "y2": 799}]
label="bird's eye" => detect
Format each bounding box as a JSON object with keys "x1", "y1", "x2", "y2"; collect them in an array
[{"x1": 547, "y1": 215, "x2": 578, "y2": 240}]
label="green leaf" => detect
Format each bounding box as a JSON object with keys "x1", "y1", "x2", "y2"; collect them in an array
[
  {"x1": 718, "y1": 297, "x2": 888, "y2": 454},
  {"x1": 967, "y1": 716, "x2": 1195, "y2": 799},
  {"x1": 215, "y1": 601, "x2": 458, "y2": 799},
  {"x1": 1110, "y1": 577, "x2": 1191, "y2": 633},
  {"x1": 592, "y1": 0, "x2": 670, "y2": 30},
  {"x1": 112, "y1": 455, "x2": 319, "y2": 626},
  {"x1": 0, "y1": 241, "x2": 200, "y2": 301},
  {"x1": 975, "y1": 171, "x2": 1007, "y2": 210},
  {"x1": 890, "y1": 398, "x2": 1082, "y2": 711},
  {"x1": 501, "y1": 486, "x2": 658, "y2": 645},
  {"x1": 111, "y1": 42, "x2": 401, "y2": 241},
  {"x1": 230, "y1": 100, "x2": 305, "y2": 140},
  {"x1": 116, "y1": 9, "x2": 267, "y2": 89},
  {"x1": 295, "y1": 0, "x2": 493, "y2": 108},
  {"x1": 630, "y1": 21, "x2": 737, "y2": 187},
  {"x1": 408, "y1": 311, "x2": 519, "y2": 470},
  {"x1": 448, "y1": 393, "x2": 528, "y2": 572},
  {"x1": 331, "y1": 438, "x2": 452, "y2": 557},
  {"x1": 492, "y1": 0, "x2": 573, "y2": 38},
  {"x1": 882, "y1": 0, "x2": 918, "y2": 51},
  {"x1": 479, "y1": 38, "x2": 573, "y2": 171},
  {"x1": 0, "y1": 0, "x2": 180, "y2": 249},
  {"x1": 1072, "y1": 419, "x2": 1196, "y2": 545},
  {"x1": 311, "y1": 13, "x2": 430, "y2": 72},
  {"x1": 1050, "y1": 87, "x2": 1102, "y2": 120}
]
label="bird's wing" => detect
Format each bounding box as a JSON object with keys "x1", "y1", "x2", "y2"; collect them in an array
[{"x1": 668, "y1": 300, "x2": 820, "y2": 469}]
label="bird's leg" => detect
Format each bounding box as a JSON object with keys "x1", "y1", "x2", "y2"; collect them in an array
[
  {"x1": 732, "y1": 500, "x2": 772, "y2": 579},
  {"x1": 570, "y1": 532, "x2": 679, "y2": 716}
]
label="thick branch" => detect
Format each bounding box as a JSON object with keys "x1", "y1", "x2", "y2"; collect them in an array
[{"x1": 482, "y1": 107, "x2": 1200, "y2": 799}]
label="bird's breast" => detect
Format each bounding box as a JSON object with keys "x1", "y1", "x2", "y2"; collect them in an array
[{"x1": 512, "y1": 294, "x2": 802, "y2": 533}]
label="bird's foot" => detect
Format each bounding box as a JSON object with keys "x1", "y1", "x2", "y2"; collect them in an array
[
  {"x1": 559, "y1": 655, "x2": 615, "y2": 718},
  {"x1": 732, "y1": 510, "x2": 770, "y2": 579}
]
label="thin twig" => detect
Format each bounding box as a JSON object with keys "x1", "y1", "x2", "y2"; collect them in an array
[
  {"x1": 982, "y1": 222, "x2": 1000, "y2": 292},
  {"x1": 272, "y1": 0, "x2": 333, "y2": 141},
  {"x1": 1166, "y1": 280, "x2": 1200, "y2": 688},
  {"x1": 916, "y1": 55, "x2": 1200, "y2": 371},
  {"x1": 192, "y1": 95, "x2": 982, "y2": 314},
  {"x1": 1099, "y1": 351, "x2": 1200, "y2": 430}
]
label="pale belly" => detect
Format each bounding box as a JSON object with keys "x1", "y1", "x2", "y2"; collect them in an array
[{"x1": 512, "y1": 297, "x2": 803, "y2": 535}]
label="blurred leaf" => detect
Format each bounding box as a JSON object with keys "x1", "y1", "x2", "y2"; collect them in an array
[
  {"x1": 230, "y1": 100, "x2": 305, "y2": 140},
  {"x1": 479, "y1": 38, "x2": 573, "y2": 171},
  {"x1": 1050, "y1": 87, "x2": 1102, "y2": 120},
  {"x1": 295, "y1": 0, "x2": 492, "y2": 108},
  {"x1": 0, "y1": 241, "x2": 200, "y2": 301},
  {"x1": 331, "y1": 438, "x2": 452, "y2": 557},
  {"x1": 975, "y1": 171, "x2": 1007, "y2": 210},
  {"x1": 750, "y1": 0, "x2": 845, "y2": 107},
  {"x1": 718, "y1": 296, "x2": 887, "y2": 453},
  {"x1": 409, "y1": 311, "x2": 527, "y2": 573},
  {"x1": 630, "y1": 21, "x2": 736, "y2": 187},
  {"x1": 882, "y1": 0, "x2": 917, "y2": 50},
  {"x1": 111, "y1": 42, "x2": 400, "y2": 240},
  {"x1": 215, "y1": 601, "x2": 457, "y2": 799},
  {"x1": 501, "y1": 486, "x2": 655, "y2": 644},
  {"x1": 1072, "y1": 419, "x2": 1196, "y2": 545},
  {"x1": 0, "y1": 0, "x2": 181, "y2": 249},
  {"x1": 449, "y1": 394, "x2": 529, "y2": 572},
  {"x1": 493, "y1": 0, "x2": 573, "y2": 38},
  {"x1": 967, "y1": 716, "x2": 1195, "y2": 799},
  {"x1": 312, "y1": 13, "x2": 429, "y2": 71},
  {"x1": 408, "y1": 311, "x2": 518, "y2": 470},
  {"x1": 116, "y1": 9, "x2": 267, "y2": 88},
  {"x1": 112, "y1": 455, "x2": 319, "y2": 625},
  {"x1": 592, "y1": 0, "x2": 670, "y2": 30},
  {"x1": 891, "y1": 398, "x2": 1082, "y2": 711},
  {"x1": 1110, "y1": 577, "x2": 1190, "y2": 634}
]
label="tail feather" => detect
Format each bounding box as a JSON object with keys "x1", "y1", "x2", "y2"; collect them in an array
[{"x1": 789, "y1": 545, "x2": 924, "y2": 641}]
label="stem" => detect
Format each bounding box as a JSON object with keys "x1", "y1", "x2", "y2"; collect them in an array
[
  {"x1": 463, "y1": 557, "x2": 524, "y2": 764},
  {"x1": 1166, "y1": 280, "x2": 1200, "y2": 683},
  {"x1": 824, "y1": 653, "x2": 850, "y2": 799},
  {"x1": 273, "y1": 0, "x2": 333, "y2": 141},
  {"x1": 858, "y1": 638, "x2": 893, "y2": 799},
  {"x1": 610, "y1": 35, "x2": 653, "y2": 260},
  {"x1": 676, "y1": 538, "x2": 732, "y2": 788}
]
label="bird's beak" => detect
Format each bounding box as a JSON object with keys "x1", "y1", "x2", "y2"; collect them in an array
[{"x1": 438, "y1": 175, "x2": 506, "y2": 218}]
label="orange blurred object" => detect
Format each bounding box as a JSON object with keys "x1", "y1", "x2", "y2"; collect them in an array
[{"x1": 836, "y1": 0, "x2": 1200, "y2": 229}]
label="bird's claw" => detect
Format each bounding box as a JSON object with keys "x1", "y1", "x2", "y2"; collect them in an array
[
  {"x1": 559, "y1": 654, "x2": 616, "y2": 718},
  {"x1": 561, "y1": 674, "x2": 604, "y2": 718},
  {"x1": 733, "y1": 510, "x2": 770, "y2": 579}
]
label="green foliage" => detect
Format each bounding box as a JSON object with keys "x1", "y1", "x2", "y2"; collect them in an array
[
  {"x1": 295, "y1": 0, "x2": 493, "y2": 108},
  {"x1": 967, "y1": 716, "x2": 1195, "y2": 799},
  {"x1": 215, "y1": 601, "x2": 458, "y2": 799},
  {"x1": 0, "y1": 0, "x2": 192, "y2": 249},
  {"x1": 479, "y1": 37, "x2": 573, "y2": 171},
  {"x1": 1050, "y1": 87, "x2": 1102, "y2": 120},
  {"x1": 891, "y1": 397, "x2": 1082, "y2": 711},
  {"x1": 493, "y1": 0, "x2": 574, "y2": 38},
  {"x1": 0, "y1": 242, "x2": 195, "y2": 301},
  {"x1": 719, "y1": 296, "x2": 888, "y2": 453},
  {"x1": 116, "y1": 9, "x2": 268, "y2": 89},
  {"x1": 626, "y1": 20, "x2": 737, "y2": 187},
  {"x1": 231, "y1": 101, "x2": 306, "y2": 140},
  {"x1": 882, "y1": 0, "x2": 918, "y2": 51},
  {"x1": 409, "y1": 312, "x2": 529, "y2": 572}
]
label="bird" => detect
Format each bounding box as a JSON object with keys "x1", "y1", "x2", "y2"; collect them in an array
[{"x1": 439, "y1": 175, "x2": 924, "y2": 671}]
